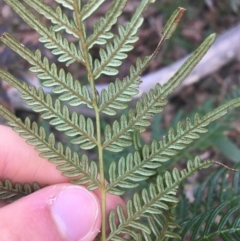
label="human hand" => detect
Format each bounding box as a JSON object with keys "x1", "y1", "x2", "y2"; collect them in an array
[{"x1": 0, "y1": 125, "x2": 124, "y2": 241}]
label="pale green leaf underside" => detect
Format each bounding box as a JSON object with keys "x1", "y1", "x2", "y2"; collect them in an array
[
  {"x1": 3, "y1": 0, "x2": 84, "y2": 66},
  {"x1": 98, "y1": 7, "x2": 187, "y2": 116},
  {"x1": 0, "y1": 34, "x2": 92, "y2": 108},
  {"x1": 108, "y1": 157, "x2": 213, "y2": 240},
  {"x1": 0, "y1": 179, "x2": 40, "y2": 203},
  {"x1": 23, "y1": 0, "x2": 79, "y2": 37},
  {"x1": 55, "y1": 0, "x2": 73, "y2": 10},
  {"x1": 0, "y1": 106, "x2": 100, "y2": 189},
  {"x1": 87, "y1": 0, "x2": 128, "y2": 48},
  {"x1": 0, "y1": 70, "x2": 96, "y2": 149},
  {"x1": 106, "y1": 97, "x2": 240, "y2": 193},
  {"x1": 103, "y1": 34, "x2": 216, "y2": 152},
  {"x1": 92, "y1": 0, "x2": 153, "y2": 79},
  {"x1": 80, "y1": 0, "x2": 105, "y2": 21}
]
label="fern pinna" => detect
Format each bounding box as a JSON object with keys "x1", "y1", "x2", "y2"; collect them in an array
[{"x1": 0, "y1": 1, "x2": 240, "y2": 240}]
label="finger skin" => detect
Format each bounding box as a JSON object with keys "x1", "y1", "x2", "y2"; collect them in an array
[
  {"x1": 0, "y1": 125, "x2": 70, "y2": 185},
  {"x1": 0, "y1": 125, "x2": 125, "y2": 208},
  {"x1": 0, "y1": 125, "x2": 126, "y2": 237},
  {"x1": 0, "y1": 184, "x2": 101, "y2": 241}
]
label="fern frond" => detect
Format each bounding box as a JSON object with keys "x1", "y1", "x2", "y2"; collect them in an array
[
  {"x1": 1, "y1": 1, "x2": 237, "y2": 240},
  {"x1": 98, "y1": 53, "x2": 160, "y2": 116},
  {"x1": 134, "y1": 33, "x2": 216, "y2": 126},
  {"x1": 92, "y1": 0, "x2": 153, "y2": 79},
  {"x1": 0, "y1": 106, "x2": 100, "y2": 190},
  {"x1": 23, "y1": 0, "x2": 123, "y2": 56},
  {"x1": 190, "y1": 166, "x2": 240, "y2": 216},
  {"x1": 192, "y1": 169, "x2": 225, "y2": 216},
  {"x1": 71, "y1": 0, "x2": 94, "y2": 75},
  {"x1": 103, "y1": 34, "x2": 216, "y2": 152},
  {"x1": 0, "y1": 70, "x2": 96, "y2": 149},
  {"x1": 106, "y1": 97, "x2": 240, "y2": 193},
  {"x1": 163, "y1": 116, "x2": 234, "y2": 169},
  {"x1": 98, "y1": 7, "x2": 187, "y2": 116},
  {"x1": 181, "y1": 202, "x2": 240, "y2": 241},
  {"x1": 80, "y1": 0, "x2": 105, "y2": 21},
  {"x1": 0, "y1": 34, "x2": 92, "y2": 108},
  {"x1": 107, "y1": 151, "x2": 158, "y2": 195},
  {"x1": 87, "y1": 0, "x2": 127, "y2": 48},
  {"x1": 3, "y1": 0, "x2": 84, "y2": 66},
  {"x1": 103, "y1": 114, "x2": 133, "y2": 152},
  {"x1": 132, "y1": 33, "x2": 216, "y2": 131},
  {"x1": 54, "y1": 0, "x2": 73, "y2": 10},
  {"x1": 176, "y1": 163, "x2": 240, "y2": 240},
  {"x1": 0, "y1": 179, "x2": 40, "y2": 203},
  {"x1": 146, "y1": 212, "x2": 181, "y2": 241},
  {"x1": 22, "y1": 0, "x2": 79, "y2": 37},
  {"x1": 108, "y1": 157, "x2": 212, "y2": 240},
  {"x1": 99, "y1": 54, "x2": 163, "y2": 115},
  {"x1": 161, "y1": 7, "x2": 186, "y2": 40}
]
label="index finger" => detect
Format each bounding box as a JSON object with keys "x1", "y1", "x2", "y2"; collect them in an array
[
  {"x1": 0, "y1": 125, "x2": 70, "y2": 185},
  {"x1": 0, "y1": 125, "x2": 125, "y2": 213}
]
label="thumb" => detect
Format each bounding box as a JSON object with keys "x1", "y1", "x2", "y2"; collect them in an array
[{"x1": 0, "y1": 184, "x2": 101, "y2": 241}]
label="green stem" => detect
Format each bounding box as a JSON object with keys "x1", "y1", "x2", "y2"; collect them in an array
[{"x1": 73, "y1": 1, "x2": 106, "y2": 240}]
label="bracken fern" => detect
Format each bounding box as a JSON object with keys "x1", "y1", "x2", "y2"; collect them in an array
[
  {"x1": 177, "y1": 166, "x2": 240, "y2": 240},
  {"x1": 0, "y1": 1, "x2": 240, "y2": 240}
]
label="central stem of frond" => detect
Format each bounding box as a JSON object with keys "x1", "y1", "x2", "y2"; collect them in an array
[{"x1": 72, "y1": 1, "x2": 107, "y2": 240}]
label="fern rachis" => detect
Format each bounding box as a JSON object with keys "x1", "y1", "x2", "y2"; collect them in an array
[{"x1": 0, "y1": 1, "x2": 240, "y2": 240}]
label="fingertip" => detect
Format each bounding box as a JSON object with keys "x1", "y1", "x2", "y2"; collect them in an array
[
  {"x1": 51, "y1": 185, "x2": 101, "y2": 241},
  {"x1": 0, "y1": 125, "x2": 69, "y2": 184},
  {"x1": 0, "y1": 184, "x2": 101, "y2": 241}
]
